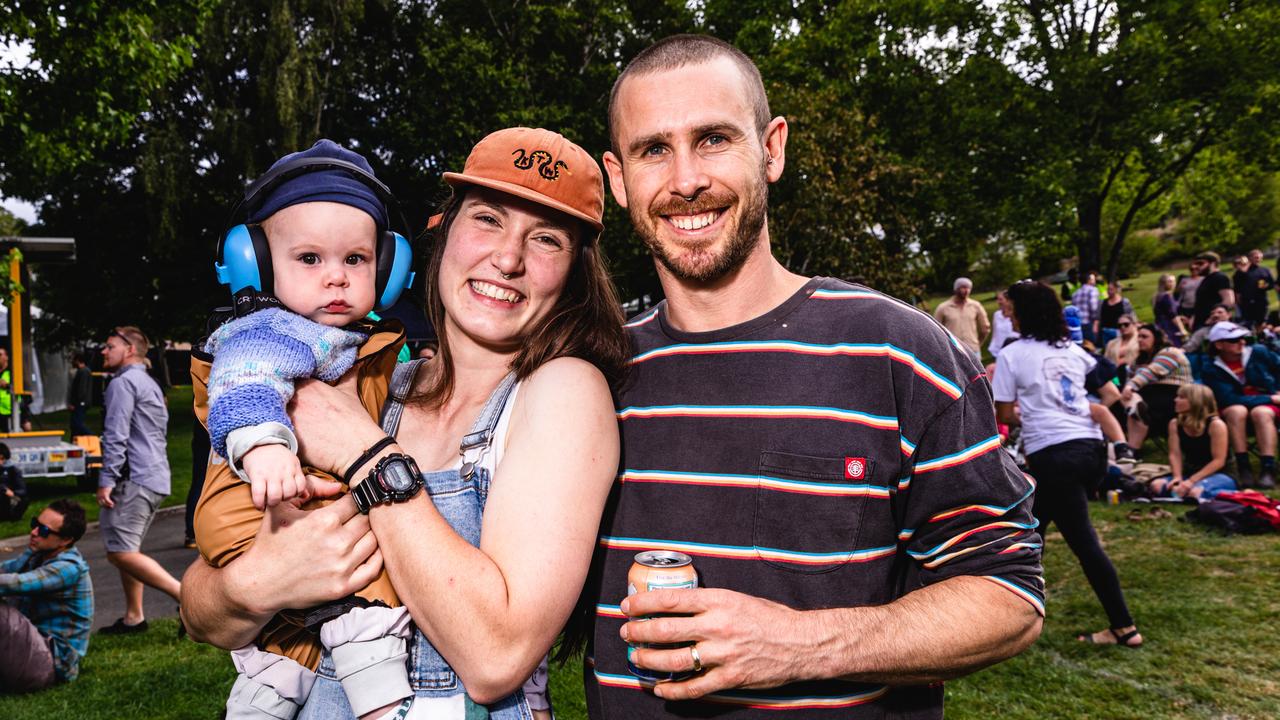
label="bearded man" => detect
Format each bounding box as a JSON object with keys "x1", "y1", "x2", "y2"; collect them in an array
[{"x1": 586, "y1": 34, "x2": 1044, "y2": 720}]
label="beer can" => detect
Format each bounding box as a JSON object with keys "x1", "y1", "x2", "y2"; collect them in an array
[
  {"x1": 626, "y1": 551, "x2": 698, "y2": 682},
  {"x1": 1107, "y1": 489, "x2": 1121, "y2": 505}
]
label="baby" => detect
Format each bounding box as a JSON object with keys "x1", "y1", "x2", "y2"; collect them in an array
[{"x1": 193, "y1": 139, "x2": 414, "y2": 720}]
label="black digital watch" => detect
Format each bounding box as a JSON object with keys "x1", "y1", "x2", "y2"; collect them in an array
[{"x1": 351, "y1": 453, "x2": 423, "y2": 514}]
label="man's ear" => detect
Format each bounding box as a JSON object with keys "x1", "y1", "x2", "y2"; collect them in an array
[
  {"x1": 603, "y1": 151, "x2": 629, "y2": 210},
  {"x1": 763, "y1": 116, "x2": 788, "y2": 183}
]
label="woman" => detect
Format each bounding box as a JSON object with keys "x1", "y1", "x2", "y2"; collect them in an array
[
  {"x1": 1151, "y1": 384, "x2": 1235, "y2": 501},
  {"x1": 1098, "y1": 282, "x2": 1135, "y2": 348},
  {"x1": 1121, "y1": 324, "x2": 1192, "y2": 447},
  {"x1": 991, "y1": 281, "x2": 1142, "y2": 648},
  {"x1": 1104, "y1": 313, "x2": 1140, "y2": 372},
  {"x1": 181, "y1": 128, "x2": 629, "y2": 719},
  {"x1": 1153, "y1": 273, "x2": 1187, "y2": 347}
]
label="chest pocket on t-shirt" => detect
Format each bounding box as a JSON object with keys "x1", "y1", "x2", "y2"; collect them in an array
[{"x1": 754, "y1": 451, "x2": 876, "y2": 574}]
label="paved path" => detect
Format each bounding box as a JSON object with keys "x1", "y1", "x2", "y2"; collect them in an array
[{"x1": 1, "y1": 506, "x2": 197, "y2": 630}]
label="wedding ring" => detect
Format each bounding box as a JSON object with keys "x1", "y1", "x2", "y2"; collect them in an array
[{"x1": 689, "y1": 644, "x2": 703, "y2": 673}]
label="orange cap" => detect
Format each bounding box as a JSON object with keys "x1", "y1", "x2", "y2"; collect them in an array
[{"x1": 442, "y1": 127, "x2": 604, "y2": 232}]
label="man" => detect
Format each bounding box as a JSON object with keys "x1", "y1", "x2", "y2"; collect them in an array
[
  {"x1": 97, "y1": 326, "x2": 181, "y2": 633},
  {"x1": 1192, "y1": 251, "x2": 1235, "y2": 330},
  {"x1": 1234, "y1": 249, "x2": 1274, "y2": 329},
  {"x1": 0, "y1": 347, "x2": 11, "y2": 432},
  {"x1": 591, "y1": 34, "x2": 1042, "y2": 719},
  {"x1": 67, "y1": 353, "x2": 93, "y2": 437},
  {"x1": 1071, "y1": 270, "x2": 1102, "y2": 343},
  {"x1": 1200, "y1": 321, "x2": 1280, "y2": 489},
  {"x1": 933, "y1": 277, "x2": 989, "y2": 356},
  {"x1": 0, "y1": 499, "x2": 93, "y2": 691},
  {"x1": 0, "y1": 442, "x2": 27, "y2": 521}
]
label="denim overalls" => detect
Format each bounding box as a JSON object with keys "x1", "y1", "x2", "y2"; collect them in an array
[{"x1": 300, "y1": 360, "x2": 532, "y2": 719}]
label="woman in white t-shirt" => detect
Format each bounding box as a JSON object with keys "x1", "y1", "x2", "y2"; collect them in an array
[{"x1": 992, "y1": 280, "x2": 1143, "y2": 648}]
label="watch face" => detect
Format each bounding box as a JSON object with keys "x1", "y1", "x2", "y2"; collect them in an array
[{"x1": 382, "y1": 461, "x2": 417, "y2": 492}]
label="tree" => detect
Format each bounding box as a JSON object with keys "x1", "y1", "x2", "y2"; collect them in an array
[
  {"x1": 0, "y1": 2, "x2": 211, "y2": 198},
  {"x1": 976, "y1": 0, "x2": 1280, "y2": 280}
]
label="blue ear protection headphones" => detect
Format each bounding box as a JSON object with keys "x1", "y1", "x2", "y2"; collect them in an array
[{"x1": 215, "y1": 156, "x2": 415, "y2": 312}]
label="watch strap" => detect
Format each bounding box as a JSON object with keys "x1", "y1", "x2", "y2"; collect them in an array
[{"x1": 351, "y1": 477, "x2": 385, "y2": 515}]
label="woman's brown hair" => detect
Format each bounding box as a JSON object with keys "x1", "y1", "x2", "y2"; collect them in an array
[{"x1": 410, "y1": 187, "x2": 630, "y2": 409}]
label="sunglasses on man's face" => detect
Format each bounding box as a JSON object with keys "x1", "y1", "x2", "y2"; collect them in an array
[
  {"x1": 1118, "y1": 322, "x2": 1133, "y2": 328},
  {"x1": 30, "y1": 517, "x2": 63, "y2": 538}
]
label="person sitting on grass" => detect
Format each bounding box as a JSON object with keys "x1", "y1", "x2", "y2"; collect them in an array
[
  {"x1": 0, "y1": 442, "x2": 27, "y2": 521},
  {"x1": 0, "y1": 499, "x2": 92, "y2": 693},
  {"x1": 1151, "y1": 385, "x2": 1236, "y2": 501},
  {"x1": 1200, "y1": 320, "x2": 1280, "y2": 489},
  {"x1": 1121, "y1": 325, "x2": 1192, "y2": 448},
  {"x1": 1104, "y1": 313, "x2": 1140, "y2": 374}
]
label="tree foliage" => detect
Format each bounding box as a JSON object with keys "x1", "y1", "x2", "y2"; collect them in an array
[
  {"x1": 0, "y1": 1, "x2": 211, "y2": 195},
  {"x1": 4, "y1": 0, "x2": 1279, "y2": 343}
]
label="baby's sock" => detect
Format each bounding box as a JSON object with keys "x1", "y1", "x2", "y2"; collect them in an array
[
  {"x1": 321, "y1": 606, "x2": 414, "y2": 717},
  {"x1": 225, "y1": 646, "x2": 316, "y2": 720}
]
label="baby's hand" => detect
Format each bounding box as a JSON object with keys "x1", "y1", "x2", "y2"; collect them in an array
[{"x1": 242, "y1": 444, "x2": 308, "y2": 510}]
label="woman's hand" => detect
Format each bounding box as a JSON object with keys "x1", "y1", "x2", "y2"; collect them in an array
[{"x1": 289, "y1": 374, "x2": 388, "y2": 477}]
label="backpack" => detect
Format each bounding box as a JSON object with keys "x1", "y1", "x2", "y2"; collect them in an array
[{"x1": 1185, "y1": 490, "x2": 1280, "y2": 534}]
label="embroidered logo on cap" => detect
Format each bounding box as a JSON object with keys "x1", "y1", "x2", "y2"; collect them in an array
[
  {"x1": 845, "y1": 457, "x2": 867, "y2": 480},
  {"x1": 511, "y1": 149, "x2": 570, "y2": 180}
]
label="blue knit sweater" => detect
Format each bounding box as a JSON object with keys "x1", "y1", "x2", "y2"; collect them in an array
[{"x1": 204, "y1": 309, "x2": 367, "y2": 459}]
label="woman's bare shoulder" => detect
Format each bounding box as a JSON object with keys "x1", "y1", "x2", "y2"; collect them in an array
[{"x1": 522, "y1": 356, "x2": 610, "y2": 395}]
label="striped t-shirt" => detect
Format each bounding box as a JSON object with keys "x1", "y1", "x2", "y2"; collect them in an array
[{"x1": 585, "y1": 277, "x2": 1044, "y2": 719}]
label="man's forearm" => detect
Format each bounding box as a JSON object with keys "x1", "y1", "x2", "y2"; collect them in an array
[
  {"x1": 803, "y1": 576, "x2": 1041, "y2": 685},
  {"x1": 179, "y1": 558, "x2": 273, "y2": 650}
]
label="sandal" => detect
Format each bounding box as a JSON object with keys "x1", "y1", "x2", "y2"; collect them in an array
[{"x1": 1078, "y1": 627, "x2": 1143, "y2": 648}]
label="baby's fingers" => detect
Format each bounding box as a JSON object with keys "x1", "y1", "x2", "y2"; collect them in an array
[{"x1": 251, "y1": 478, "x2": 268, "y2": 511}]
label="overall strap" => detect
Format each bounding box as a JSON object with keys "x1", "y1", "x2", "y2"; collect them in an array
[
  {"x1": 459, "y1": 372, "x2": 518, "y2": 473},
  {"x1": 380, "y1": 359, "x2": 426, "y2": 436}
]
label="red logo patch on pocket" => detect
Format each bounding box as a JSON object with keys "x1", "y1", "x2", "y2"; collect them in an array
[{"x1": 844, "y1": 457, "x2": 867, "y2": 480}]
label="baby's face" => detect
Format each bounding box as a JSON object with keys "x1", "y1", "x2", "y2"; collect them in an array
[{"x1": 263, "y1": 202, "x2": 378, "y2": 326}]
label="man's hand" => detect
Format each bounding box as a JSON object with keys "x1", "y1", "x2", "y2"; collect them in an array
[
  {"x1": 241, "y1": 444, "x2": 309, "y2": 510},
  {"x1": 620, "y1": 588, "x2": 809, "y2": 700},
  {"x1": 96, "y1": 485, "x2": 115, "y2": 509}
]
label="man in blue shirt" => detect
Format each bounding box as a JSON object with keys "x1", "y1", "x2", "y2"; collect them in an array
[
  {"x1": 0, "y1": 499, "x2": 93, "y2": 691},
  {"x1": 96, "y1": 326, "x2": 181, "y2": 634}
]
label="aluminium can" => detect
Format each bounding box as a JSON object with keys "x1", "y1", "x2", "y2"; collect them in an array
[{"x1": 626, "y1": 551, "x2": 698, "y2": 682}]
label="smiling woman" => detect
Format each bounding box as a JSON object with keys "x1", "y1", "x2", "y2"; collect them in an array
[{"x1": 181, "y1": 127, "x2": 630, "y2": 720}]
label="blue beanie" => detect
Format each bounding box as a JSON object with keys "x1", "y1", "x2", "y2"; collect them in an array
[{"x1": 247, "y1": 139, "x2": 388, "y2": 230}]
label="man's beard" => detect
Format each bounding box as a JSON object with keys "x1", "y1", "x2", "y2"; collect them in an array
[{"x1": 631, "y1": 174, "x2": 768, "y2": 285}]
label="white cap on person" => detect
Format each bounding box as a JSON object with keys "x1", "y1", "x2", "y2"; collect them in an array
[{"x1": 1208, "y1": 321, "x2": 1250, "y2": 343}]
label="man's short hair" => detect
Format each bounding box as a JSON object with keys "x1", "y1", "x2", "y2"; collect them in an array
[
  {"x1": 47, "y1": 499, "x2": 87, "y2": 543},
  {"x1": 112, "y1": 326, "x2": 151, "y2": 363},
  {"x1": 1195, "y1": 251, "x2": 1221, "y2": 264},
  {"x1": 953, "y1": 277, "x2": 973, "y2": 291},
  {"x1": 0, "y1": 442, "x2": 9, "y2": 460},
  {"x1": 609, "y1": 34, "x2": 771, "y2": 157}
]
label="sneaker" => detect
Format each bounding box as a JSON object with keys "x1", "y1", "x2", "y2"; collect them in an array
[
  {"x1": 99, "y1": 617, "x2": 149, "y2": 635},
  {"x1": 183, "y1": 536, "x2": 197, "y2": 549},
  {"x1": 1113, "y1": 443, "x2": 1137, "y2": 463},
  {"x1": 1258, "y1": 470, "x2": 1277, "y2": 490}
]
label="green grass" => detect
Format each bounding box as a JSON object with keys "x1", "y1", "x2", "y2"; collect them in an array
[
  {"x1": 0, "y1": 386, "x2": 195, "y2": 540},
  {"x1": 3, "y1": 504, "x2": 1277, "y2": 719},
  {"x1": 0, "y1": 620, "x2": 233, "y2": 719}
]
